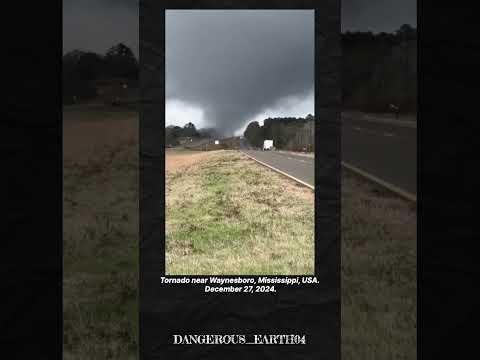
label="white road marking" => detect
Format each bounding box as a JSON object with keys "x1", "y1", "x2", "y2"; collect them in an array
[
  {"x1": 353, "y1": 126, "x2": 396, "y2": 137},
  {"x1": 241, "y1": 151, "x2": 314, "y2": 190},
  {"x1": 341, "y1": 161, "x2": 416, "y2": 203},
  {"x1": 277, "y1": 153, "x2": 311, "y2": 163}
]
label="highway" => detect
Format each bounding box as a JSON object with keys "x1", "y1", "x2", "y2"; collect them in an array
[
  {"x1": 241, "y1": 149, "x2": 315, "y2": 187},
  {"x1": 342, "y1": 114, "x2": 417, "y2": 195},
  {"x1": 240, "y1": 114, "x2": 416, "y2": 196}
]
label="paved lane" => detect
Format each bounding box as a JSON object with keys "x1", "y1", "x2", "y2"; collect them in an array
[
  {"x1": 342, "y1": 115, "x2": 417, "y2": 194},
  {"x1": 241, "y1": 150, "x2": 314, "y2": 187}
]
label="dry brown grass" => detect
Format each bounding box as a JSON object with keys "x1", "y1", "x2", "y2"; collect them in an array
[
  {"x1": 165, "y1": 149, "x2": 220, "y2": 172},
  {"x1": 63, "y1": 106, "x2": 137, "y2": 163}
]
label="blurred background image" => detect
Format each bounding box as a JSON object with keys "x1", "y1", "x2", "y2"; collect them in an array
[{"x1": 63, "y1": 1, "x2": 416, "y2": 359}]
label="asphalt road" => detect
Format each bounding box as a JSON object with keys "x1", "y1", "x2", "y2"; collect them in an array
[
  {"x1": 342, "y1": 114, "x2": 417, "y2": 194},
  {"x1": 240, "y1": 115, "x2": 416, "y2": 195},
  {"x1": 241, "y1": 149, "x2": 315, "y2": 187}
]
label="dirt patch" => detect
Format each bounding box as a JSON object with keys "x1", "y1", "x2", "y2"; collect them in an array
[
  {"x1": 63, "y1": 107, "x2": 137, "y2": 164},
  {"x1": 165, "y1": 149, "x2": 220, "y2": 172}
]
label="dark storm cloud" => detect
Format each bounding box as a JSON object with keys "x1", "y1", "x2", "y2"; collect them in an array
[
  {"x1": 342, "y1": 0, "x2": 417, "y2": 33},
  {"x1": 166, "y1": 10, "x2": 314, "y2": 135},
  {"x1": 62, "y1": 0, "x2": 417, "y2": 56},
  {"x1": 62, "y1": 0, "x2": 138, "y2": 56}
]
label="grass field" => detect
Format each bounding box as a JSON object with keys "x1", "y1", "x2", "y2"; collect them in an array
[
  {"x1": 63, "y1": 107, "x2": 416, "y2": 359},
  {"x1": 342, "y1": 173, "x2": 416, "y2": 359},
  {"x1": 63, "y1": 107, "x2": 138, "y2": 359},
  {"x1": 166, "y1": 150, "x2": 314, "y2": 275}
]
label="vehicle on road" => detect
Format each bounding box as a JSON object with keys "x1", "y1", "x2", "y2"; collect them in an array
[{"x1": 263, "y1": 139, "x2": 274, "y2": 151}]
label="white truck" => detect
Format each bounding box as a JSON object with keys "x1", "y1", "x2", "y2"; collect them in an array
[{"x1": 263, "y1": 139, "x2": 274, "y2": 151}]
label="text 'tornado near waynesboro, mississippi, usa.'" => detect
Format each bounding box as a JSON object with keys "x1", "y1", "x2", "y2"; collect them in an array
[{"x1": 160, "y1": 276, "x2": 319, "y2": 293}]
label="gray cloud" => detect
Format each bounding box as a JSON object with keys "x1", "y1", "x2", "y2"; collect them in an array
[
  {"x1": 166, "y1": 10, "x2": 314, "y2": 135},
  {"x1": 62, "y1": 0, "x2": 139, "y2": 56},
  {"x1": 342, "y1": 0, "x2": 416, "y2": 33},
  {"x1": 62, "y1": 0, "x2": 416, "y2": 57}
]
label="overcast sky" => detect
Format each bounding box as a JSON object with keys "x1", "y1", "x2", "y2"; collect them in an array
[
  {"x1": 63, "y1": 1, "x2": 416, "y2": 135},
  {"x1": 62, "y1": 0, "x2": 416, "y2": 56}
]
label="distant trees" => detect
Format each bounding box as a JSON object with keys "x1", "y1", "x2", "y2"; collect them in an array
[
  {"x1": 63, "y1": 51, "x2": 100, "y2": 103},
  {"x1": 75, "y1": 52, "x2": 105, "y2": 81},
  {"x1": 244, "y1": 121, "x2": 264, "y2": 148},
  {"x1": 165, "y1": 125, "x2": 181, "y2": 146},
  {"x1": 182, "y1": 122, "x2": 199, "y2": 137},
  {"x1": 243, "y1": 115, "x2": 315, "y2": 151},
  {"x1": 104, "y1": 43, "x2": 138, "y2": 80},
  {"x1": 342, "y1": 24, "x2": 417, "y2": 113},
  {"x1": 62, "y1": 43, "x2": 138, "y2": 104},
  {"x1": 395, "y1": 24, "x2": 417, "y2": 42},
  {"x1": 165, "y1": 123, "x2": 201, "y2": 147}
]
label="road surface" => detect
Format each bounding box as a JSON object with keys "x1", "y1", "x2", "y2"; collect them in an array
[
  {"x1": 342, "y1": 114, "x2": 417, "y2": 194},
  {"x1": 241, "y1": 149, "x2": 315, "y2": 187},
  {"x1": 240, "y1": 115, "x2": 416, "y2": 195}
]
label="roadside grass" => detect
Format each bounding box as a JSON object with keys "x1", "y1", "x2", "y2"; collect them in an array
[
  {"x1": 341, "y1": 171, "x2": 416, "y2": 360},
  {"x1": 166, "y1": 151, "x2": 315, "y2": 275},
  {"x1": 63, "y1": 139, "x2": 138, "y2": 360}
]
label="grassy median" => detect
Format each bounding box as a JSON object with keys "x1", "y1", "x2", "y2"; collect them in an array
[{"x1": 166, "y1": 151, "x2": 315, "y2": 275}]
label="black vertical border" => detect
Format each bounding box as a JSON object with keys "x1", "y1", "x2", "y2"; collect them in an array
[
  {"x1": 139, "y1": 0, "x2": 166, "y2": 278},
  {"x1": 314, "y1": 1, "x2": 342, "y2": 293},
  {"x1": 140, "y1": 2, "x2": 340, "y2": 359},
  {"x1": 418, "y1": 3, "x2": 480, "y2": 359},
  {"x1": 3, "y1": 1, "x2": 63, "y2": 357}
]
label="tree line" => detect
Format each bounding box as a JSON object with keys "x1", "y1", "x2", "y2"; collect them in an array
[
  {"x1": 342, "y1": 24, "x2": 417, "y2": 113},
  {"x1": 244, "y1": 114, "x2": 315, "y2": 151},
  {"x1": 63, "y1": 43, "x2": 138, "y2": 104},
  {"x1": 63, "y1": 25, "x2": 415, "y2": 112},
  {"x1": 166, "y1": 122, "x2": 206, "y2": 146}
]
